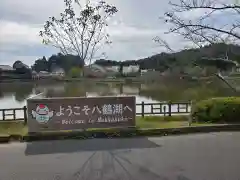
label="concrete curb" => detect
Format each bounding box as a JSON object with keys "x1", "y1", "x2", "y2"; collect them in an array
[{"x1": 1, "y1": 124, "x2": 240, "y2": 144}]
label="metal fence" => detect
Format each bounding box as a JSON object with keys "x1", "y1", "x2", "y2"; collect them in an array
[
  {"x1": 0, "y1": 102, "x2": 191, "y2": 122},
  {"x1": 0, "y1": 106, "x2": 27, "y2": 122},
  {"x1": 136, "y1": 102, "x2": 191, "y2": 117}
]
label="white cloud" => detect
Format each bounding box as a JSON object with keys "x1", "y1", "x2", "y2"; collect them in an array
[
  {"x1": 0, "y1": 0, "x2": 172, "y2": 65},
  {"x1": 0, "y1": 20, "x2": 41, "y2": 45},
  {"x1": 109, "y1": 23, "x2": 166, "y2": 42},
  {"x1": 0, "y1": 0, "x2": 232, "y2": 65},
  {"x1": 0, "y1": 53, "x2": 39, "y2": 65},
  {"x1": 0, "y1": 0, "x2": 65, "y2": 24}
]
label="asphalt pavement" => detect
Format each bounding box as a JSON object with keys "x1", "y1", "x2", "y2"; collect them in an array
[{"x1": 0, "y1": 132, "x2": 240, "y2": 180}]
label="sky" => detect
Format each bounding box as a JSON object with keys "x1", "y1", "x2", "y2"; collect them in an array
[{"x1": 0, "y1": 0, "x2": 236, "y2": 66}]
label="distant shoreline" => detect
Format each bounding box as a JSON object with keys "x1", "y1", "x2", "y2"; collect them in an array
[
  {"x1": 0, "y1": 77, "x2": 141, "y2": 84},
  {"x1": 1, "y1": 75, "x2": 239, "y2": 84}
]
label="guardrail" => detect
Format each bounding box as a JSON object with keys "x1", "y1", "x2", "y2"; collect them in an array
[
  {"x1": 0, "y1": 106, "x2": 27, "y2": 123},
  {"x1": 0, "y1": 102, "x2": 191, "y2": 123},
  {"x1": 136, "y1": 102, "x2": 191, "y2": 117}
]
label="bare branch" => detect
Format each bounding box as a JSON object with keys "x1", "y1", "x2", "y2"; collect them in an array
[
  {"x1": 153, "y1": 36, "x2": 176, "y2": 53},
  {"x1": 169, "y1": 0, "x2": 240, "y2": 11},
  {"x1": 163, "y1": 0, "x2": 240, "y2": 46},
  {"x1": 40, "y1": 0, "x2": 117, "y2": 65}
]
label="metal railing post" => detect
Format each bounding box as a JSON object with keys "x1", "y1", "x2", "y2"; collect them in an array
[
  {"x1": 23, "y1": 106, "x2": 27, "y2": 125},
  {"x1": 2, "y1": 110, "x2": 5, "y2": 121},
  {"x1": 141, "y1": 101, "x2": 145, "y2": 118},
  {"x1": 168, "y1": 102, "x2": 172, "y2": 116}
]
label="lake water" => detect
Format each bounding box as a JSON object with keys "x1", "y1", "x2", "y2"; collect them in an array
[{"x1": 0, "y1": 80, "x2": 234, "y2": 119}]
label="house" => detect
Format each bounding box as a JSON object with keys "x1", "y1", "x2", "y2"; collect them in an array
[
  {"x1": 83, "y1": 64, "x2": 119, "y2": 78},
  {"x1": 236, "y1": 66, "x2": 240, "y2": 73},
  {"x1": 13, "y1": 60, "x2": 30, "y2": 70},
  {"x1": 0, "y1": 65, "x2": 16, "y2": 79},
  {"x1": 83, "y1": 64, "x2": 107, "y2": 78},
  {"x1": 105, "y1": 66, "x2": 119, "y2": 73},
  {"x1": 51, "y1": 67, "x2": 65, "y2": 77},
  {"x1": 0, "y1": 65, "x2": 15, "y2": 71},
  {"x1": 32, "y1": 70, "x2": 39, "y2": 80},
  {"x1": 39, "y1": 71, "x2": 50, "y2": 77},
  {"x1": 122, "y1": 65, "x2": 140, "y2": 75},
  {"x1": 0, "y1": 61, "x2": 32, "y2": 80}
]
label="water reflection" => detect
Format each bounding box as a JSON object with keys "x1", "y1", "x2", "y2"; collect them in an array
[
  {"x1": 0, "y1": 82, "x2": 151, "y2": 109},
  {"x1": 0, "y1": 79, "x2": 236, "y2": 110},
  {"x1": 0, "y1": 82, "x2": 35, "y2": 103}
]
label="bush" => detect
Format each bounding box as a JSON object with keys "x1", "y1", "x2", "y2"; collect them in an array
[
  {"x1": 68, "y1": 67, "x2": 82, "y2": 78},
  {"x1": 191, "y1": 97, "x2": 240, "y2": 123}
]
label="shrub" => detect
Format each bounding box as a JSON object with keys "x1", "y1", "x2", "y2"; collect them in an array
[
  {"x1": 68, "y1": 67, "x2": 82, "y2": 78},
  {"x1": 191, "y1": 97, "x2": 240, "y2": 123}
]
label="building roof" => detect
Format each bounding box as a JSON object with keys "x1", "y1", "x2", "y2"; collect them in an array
[
  {"x1": 0, "y1": 65, "x2": 15, "y2": 71},
  {"x1": 51, "y1": 67, "x2": 65, "y2": 73},
  {"x1": 13, "y1": 61, "x2": 30, "y2": 69}
]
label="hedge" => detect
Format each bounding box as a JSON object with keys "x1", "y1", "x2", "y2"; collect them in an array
[{"x1": 191, "y1": 97, "x2": 240, "y2": 123}]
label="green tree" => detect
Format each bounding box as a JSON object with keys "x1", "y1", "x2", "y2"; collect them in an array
[
  {"x1": 68, "y1": 67, "x2": 82, "y2": 78},
  {"x1": 32, "y1": 53, "x2": 84, "y2": 72},
  {"x1": 32, "y1": 56, "x2": 48, "y2": 72}
]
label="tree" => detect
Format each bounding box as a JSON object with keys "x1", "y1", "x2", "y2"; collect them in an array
[
  {"x1": 154, "y1": 0, "x2": 240, "y2": 92},
  {"x1": 163, "y1": 0, "x2": 240, "y2": 47},
  {"x1": 40, "y1": 0, "x2": 117, "y2": 65},
  {"x1": 32, "y1": 54, "x2": 84, "y2": 73},
  {"x1": 68, "y1": 67, "x2": 82, "y2": 78},
  {"x1": 32, "y1": 56, "x2": 48, "y2": 72}
]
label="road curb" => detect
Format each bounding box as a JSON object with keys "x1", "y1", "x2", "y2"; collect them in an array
[{"x1": 1, "y1": 124, "x2": 240, "y2": 144}]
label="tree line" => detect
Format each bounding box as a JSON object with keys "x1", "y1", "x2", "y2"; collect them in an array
[
  {"x1": 31, "y1": 53, "x2": 84, "y2": 73},
  {"x1": 95, "y1": 43, "x2": 240, "y2": 72},
  {"x1": 31, "y1": 43, "x2": 240, "y2": 74}
]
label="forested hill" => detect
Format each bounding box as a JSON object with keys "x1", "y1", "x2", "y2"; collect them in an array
[
  {"x1": 30, "y1": 43, "x2": 240, "y2": 72},
  {"x1": 95, "y1": 43, "x2": 240, "y2": 70}
]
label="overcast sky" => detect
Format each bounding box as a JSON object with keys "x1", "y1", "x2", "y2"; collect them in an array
[{"x1": 0, "y1": 0, "x2": 235, "y2": 66}]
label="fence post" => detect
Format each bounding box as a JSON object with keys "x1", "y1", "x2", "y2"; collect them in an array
[
  {"x1": 163, "y1": 106, "x2": 166, "y2": 116},
  {"x1": 2, "y1": 110, "x2": 5, "y2": 121},
  {"x1": 168, "y1": 102, "x2": 172, "y2": 116},
  {"x1": 188, "y1": 101, "x2": 193, "y2": 126},
  {"x1": 13, "y1": 109, "x2": 16, "y2": 120},
  {"x1": 23, "y1": 106, "x2": 27, "y2": 125},
  {"x1": 141, "y1": 101, "x2": 145, "y2": 118}
]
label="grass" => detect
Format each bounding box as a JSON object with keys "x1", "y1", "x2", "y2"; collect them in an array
[
  {"x1": 0, "y1": 121, "x2": 27, "y2": 136},
  {"x1": 136, "y1": 116, "x2": 214, "y2": 129},
  {"x1": 0, "y1": 116, "x2": 216, "y2": 136}
]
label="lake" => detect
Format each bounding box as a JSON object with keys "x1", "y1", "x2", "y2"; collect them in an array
[{"x1": 0, "y1": 79, "x2": 235, "y2": 119}]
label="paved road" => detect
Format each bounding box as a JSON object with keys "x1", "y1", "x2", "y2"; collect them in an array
[{"x1": 1, "y1": 132, "x2": 240, "y2": 180}]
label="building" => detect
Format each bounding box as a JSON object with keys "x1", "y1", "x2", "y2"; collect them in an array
[
  {"x1": 83, "y1": 64, "x2": 107, "y2": 78},
  {"x1": 0, "y1": 61, "x2": 32, "y2": 80},
  {"x1": 122, "y1": 65, "x2": 140, "y2": 74},
  {"x1": 0, "y1": 65, "x2": 16, "y2": 79},
  {"x1": 83, "y1": 64, "x2": 119, "y2": 78},
  {"x1": 51, "y1": 67, "x2": 65, "y2": 77},
  {"x1": 83, "y1": 64, "x2": 141, "y2": 78},
  {"x1": 13, "y1": 60, "x2": 30, "y2": 70},
  {"x1": 105, "y1": 66, "x2": 119, "y2": 73}
]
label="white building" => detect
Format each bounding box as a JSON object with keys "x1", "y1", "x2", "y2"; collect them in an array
[
  {"x1": 51, "y1": 67, "x2": 65, "y2": 77},
  {"x1": 105, "y1": 66, "x2": 119, "y2": 73},
  {"x1": 122, "y1": 65, "x2": 140, "y2": 74}
]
